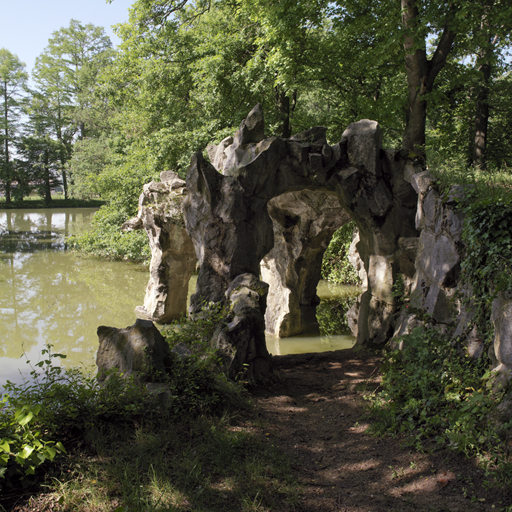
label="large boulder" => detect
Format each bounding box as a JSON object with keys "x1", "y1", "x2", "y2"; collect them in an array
[{"x1": 96, "y1": 319, "x2": 173, "y2": 381}]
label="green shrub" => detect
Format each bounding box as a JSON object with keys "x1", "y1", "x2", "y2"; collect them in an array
[
  {"x1": 160, "y1": 303, "x2": 247, "y2": 414},
  {"x1": 321, "y1": 222, "x2": 361, "y2": 285},
  {"x1": 459, "y1": 194, "x2": 512, "y2": 334},
  {"x1": 0, "y1": 323, "x2": 247, "y2": 492},
  {"x1": 69, "y1": 202, "x2": 151, "y2": 263},
  {"x1": 2, "y1": 348, "x2": 149, "y2": 440},
  {"x1": 369, "y1": 327, "x2": 512, "y2": 482},
  {"x1": 0, "y1": 401, "x2": 66, "y2": 488}
]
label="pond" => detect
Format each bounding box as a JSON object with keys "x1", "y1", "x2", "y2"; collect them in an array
[
  {"x1": 0, "y1": 209, "x2": 359, "y2": 389},
  {"x1": 0, "y1": 209, "x2": 149, "y2": 388}
]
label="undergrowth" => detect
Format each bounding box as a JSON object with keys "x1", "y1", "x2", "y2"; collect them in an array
[
  {"x1": 458, "y1": 192, "x2": 512, "y2": 334},
  {"x1": 369, "y1": 186, "x2": 512, "y2": 488},
  {"x1": 429, "y1": 158, "x2": 512, "y2": 200},
  {"x1": 0, "y1": 310, "x2": 298, "y2": 511},
  {"x1": 68, "y1": 203, "x2": 151, "y2": 263},
  {"x1": 368, "y1": 326, "x2": 512, "y2": 486}
]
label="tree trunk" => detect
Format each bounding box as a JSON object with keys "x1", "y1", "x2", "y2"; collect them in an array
[
  {"x1": 401, "y1": 0, "x2": 427, "y2": 159},
  {"x1": 472, "y1": 17, "x2": 496, "y2": 170},
  {"x1": 3, "y1": 82, "x2": 11, "y2": 203},
  {"x1": 61, "y1": 159, "x2": 68, "y2": 199},
  {"x1": 274, "y1": 88, "x2": 296, "y2": 138},
  {"x1": 473, "y1": 62, "x2": 491, "y2": 169},
  {"x1": 44, "y1": 148, "x2": 52, "y2": 204},
  {"x1": 401, "y1": 0, "x2": 456, "y2": 165},
  {"x1": 56, "y1": 133, "x2": 69, "y2": 199}
]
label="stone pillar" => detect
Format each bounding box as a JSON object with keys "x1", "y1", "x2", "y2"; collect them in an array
[
  {"x1": 261, "y1": 190, "x2": 351, "y2": 338},
  {"x1": 123, "y1": 171, "x2": 197, "y2": 323},
  {"x1": 331, "y1": 125, "x2": 419, "y2": 347},
  {"x1": 211, "y1": 274, "x2": 271, "y2": 380}
]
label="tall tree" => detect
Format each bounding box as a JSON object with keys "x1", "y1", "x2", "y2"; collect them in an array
[
  {"x1": 30, "y1": 53, "x2": 74, "y2": 197},
  {"x1": 43, "y1": 20, "x2": 115, "y2": 139},
  {"x1": 401, "y1": 0, "x2": 456, "y2": 162},
  {"x1": 107, "y1": 0, "x2": 511, "y2": 172},
  {"x1": 18, "y1": 135, "x2": 63, "y2": 203},
  {"x1": 0, "y1": 49, "x2": 28, "y2": 203},
  {"x1": 31, "y1": 20, "x2": 115, "y2": 197},
  {"x1": 469, "y1": 0, "x2": 512, "y2": 169}
]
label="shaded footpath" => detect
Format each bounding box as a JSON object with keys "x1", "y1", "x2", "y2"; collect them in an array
[{"x1": 252, "y1": 349, "x2": 512, "y2": 512}]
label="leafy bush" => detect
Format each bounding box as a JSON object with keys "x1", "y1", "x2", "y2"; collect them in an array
[
  {"x1": 321, "y1": 222, "x2": 361, "y2": 285},
  {"x1": 2, "y1": 348, "x2": 149, "y2": 441},
  {"x1": 68, "y1": 146, "x2": 157, "y2": 263},
  {"x1": 0, "y1": 401, "x2": 66, "y2": 488},
  {"x1": 459, "y1": 194, "x2": 512, "y2": 333},
  {"x1": 160, "y1": 303, "x2": 247, "y2": 414},
  {"x1": 0, "y1": 323, "x2": 247, "y2": 492},
  {"x1": 69, "y1": 202, "x2": 151, "y2": 263},
  {"x1": 369, "y1": 327, "x2": 512, "y2": 482}
]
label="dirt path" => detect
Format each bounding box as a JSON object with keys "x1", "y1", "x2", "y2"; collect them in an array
[{"x1": 253, "y1": 349, "x2": 512, "y2": 512}]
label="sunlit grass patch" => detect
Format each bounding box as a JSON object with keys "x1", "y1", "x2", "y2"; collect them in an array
[
  {"x1": 428, "y1": 159, "x2": 512, "y2": 201},
  {"x1": 41, "y1": 413, "x2": 299, "y2": 512}
]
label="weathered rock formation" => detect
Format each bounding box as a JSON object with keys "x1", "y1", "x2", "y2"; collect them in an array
[
  {"x1": 183, "y1": 104, "x2": 419, "y2": 378},
  {"x1": 411, "y1": 172, "x2": 462, "y2": 323},
  {"x1": 394, "y1": 173, "x2": 468, "y2": 338},
  {"x1": 123, "y1": 171, "x2": 197, "y2": 323},
  {"x1": 393, "y1": 172, "x2": 512, "y2": 391},
  {"x1": 119, "y1": 106, "x2": 512, "y2": 392},
  {"x1": 211, "y1": 274, "x2": 271, "y2": 381},
  {"x1": 125, "y1": 105, "x2": 422, "y2": 377},
  {"x1": 491, "y1": 291, "x2": 512, "y2": 388}
]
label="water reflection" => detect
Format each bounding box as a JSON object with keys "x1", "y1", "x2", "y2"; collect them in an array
[
  {"x1": 0, "y1": 209, "x2": 148, "y2": 388},
  {"x1": 266, "y1": 333, "x2": 355, "y2": 356}
]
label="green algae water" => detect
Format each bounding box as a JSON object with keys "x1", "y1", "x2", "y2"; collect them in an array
[
  {"x1": 0, "y1": 209, "x2": 360, "y2": 389},
  {"x1": 265, "y1": 281, "x2": 359, "y2": 356},
  {"x1": 0, "y1": 209, "x2": 149, "y2": 388}
]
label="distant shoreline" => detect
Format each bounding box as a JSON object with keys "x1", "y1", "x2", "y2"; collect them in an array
[{"x1": 0, "y1": 198, "x2": 105, "y2": 209}]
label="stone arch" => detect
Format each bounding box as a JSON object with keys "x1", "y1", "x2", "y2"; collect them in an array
[
  {"x1": 128, "y1": 105, "x2": 419, "y2": 379},
  {"x1": 183, "y1": 105, "x2": 418, "y2": 378}
]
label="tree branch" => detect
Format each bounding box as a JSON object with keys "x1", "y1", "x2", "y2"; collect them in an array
[{"x1": 426, "y1": 6, "x2": 457, "y2": 92}]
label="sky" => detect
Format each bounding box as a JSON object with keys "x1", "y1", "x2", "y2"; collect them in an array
[{"x1": 0, "y1": 0, "x2": 134, "y2": 73}]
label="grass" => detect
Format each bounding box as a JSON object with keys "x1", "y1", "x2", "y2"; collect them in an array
[
  {"x1": 0, "y1": 195, "x2": 105, "y2": 209},
  {"x1": 428, "y1": 160, "x2": 512, "y2": 200},
  {"x1": 0, "y1": 328, "x2": 300, "y2": 512},
  {"x1": 21, "y1": 412, "x2": 299, "y2": 512}
]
